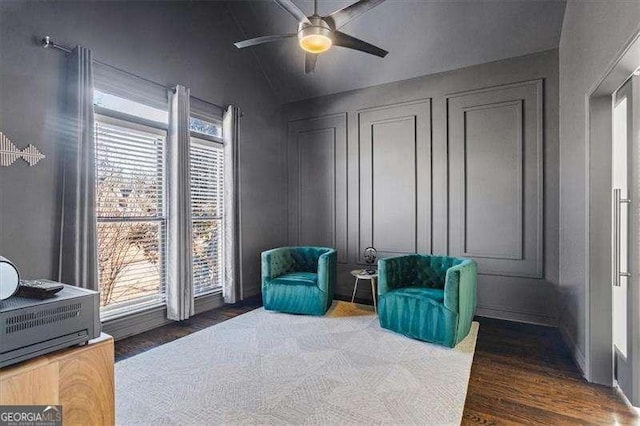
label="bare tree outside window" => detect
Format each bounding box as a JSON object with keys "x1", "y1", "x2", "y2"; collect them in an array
[
  {"x1": 94, "y1": 113, "x2": 224, "y2": 310},
  {"x1": 190, "y1": 138, "x2": 224, "y2": 295},
  {"x1": 95, "y1": 120, "x2": 165, "y2": 308}
]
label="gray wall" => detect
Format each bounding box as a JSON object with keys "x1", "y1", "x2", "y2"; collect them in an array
[
  {"x1": 0, "y1": 1, "x2": 286, "y2": 298},
  {"x1": 228, "y1": 0, "x2": 565, "y2": 102},
  {"x1": 558, "y1": 1, "x2": 640, "y2": 373},
  {"x1": 283, "y1": 50, "x2": 560, "y2": 326}
]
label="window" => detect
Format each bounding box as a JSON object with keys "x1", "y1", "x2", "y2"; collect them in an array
[
  {"x1": 190, "y1": 125, "x2": 224, "y2": 295},
  {"x1": 94, "y1": 111, "x2": 167, "y2": 315},
  {"x1": 190, "y1": 117, "x2": 222, "y2": 139},
  {"x1": 93, "y1": 78, "x2": 226, "y2": 319}
]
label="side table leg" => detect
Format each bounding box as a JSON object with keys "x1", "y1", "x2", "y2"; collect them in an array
[
  {"x1": 351, "y1": 277, "x2": 359, "y2": 303},
  {"x1": 371, "y1": 277, "x2": 377, "y2": 313}
]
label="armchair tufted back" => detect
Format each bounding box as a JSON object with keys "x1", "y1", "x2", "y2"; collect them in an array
[
  {"x1": 382, "y1": 254, "x2": 465, "y2": 290},
  {"x1": 264, "y1": 246, "x2": 334, "y2": 278},
  {"x1": 290, "y1": 247, "x2": 331, "y2": 272}
]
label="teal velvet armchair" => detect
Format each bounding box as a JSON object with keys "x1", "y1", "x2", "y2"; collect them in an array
[
  {"x1": 261, "y1": 247, "x2": 337, "y2": 316},
  {"x1": 378, "y1": 254, "x2": 477, "y2": 348}
]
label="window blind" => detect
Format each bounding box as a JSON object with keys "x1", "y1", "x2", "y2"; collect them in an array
[
  {"x1": 190, "y1": 137, "x2": 224, "y2": 295},
  {"x1": 95, "y1": 116, "x2": 167, "y2": 309}
]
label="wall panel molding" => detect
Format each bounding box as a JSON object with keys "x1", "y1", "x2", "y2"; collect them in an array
[
  {"x1": 461, "y1": 99, "x2": 524, "y2": 260},
  {"x1": 357, "y1": 99, "x2": 432, "y2": 262},
  {"x1": 287, "y1": 113, "x2": 348, "y2": 263},
  {"x1": 448, "y1": 79, "x2": 544, "y2": 278},
  {"x1": 282, "y1": 51, "x2": 558, "y2": 325}
]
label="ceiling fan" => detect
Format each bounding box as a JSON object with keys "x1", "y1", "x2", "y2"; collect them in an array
[{"x1": 234, "y1": 0, "x2": 388, "y2": 74}]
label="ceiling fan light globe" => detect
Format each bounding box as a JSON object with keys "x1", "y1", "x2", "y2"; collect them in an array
[{"x1": 299, "y1": 34, "x2": 332, "y2": 54}]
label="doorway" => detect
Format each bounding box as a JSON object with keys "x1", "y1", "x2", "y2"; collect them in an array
[
  {"x1": 587, "y1": 29, "x2": 640, "y2": 406},
  {"x1": 612, "y1": 75, "x2": 639, "y2": 406}
]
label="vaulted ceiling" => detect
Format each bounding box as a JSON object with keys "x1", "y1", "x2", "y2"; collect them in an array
[{"x1": 228, "y1": 0, "x2": 566, "y2": 102}]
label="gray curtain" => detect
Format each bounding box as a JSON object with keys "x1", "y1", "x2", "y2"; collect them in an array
[
  {"x1": 166, "y1": 85, "x2": 194, "y2": 320},
  {"x1": 223, "y1": 106, "x2": 241, "y2": 303},
  {"x1": 59, "y1": 46, "x2": 98, "y2": 290}
]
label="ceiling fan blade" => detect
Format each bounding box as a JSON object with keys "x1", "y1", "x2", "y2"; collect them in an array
[
  {"x1": 274, "y1": 0, "x2": 311, "y2": 25},
  {"x1": 234, "y1": 34, "x2": 296, "y2": 49},
  {"x1": 305, "y1": 52, "x2": 318, "y2": 74},
  {"x1": 325, "y1": 0, "x2": 386, "y2": 30},
  {"x1": 332, "y1": 31, "x2": 388, "y2": 58}
]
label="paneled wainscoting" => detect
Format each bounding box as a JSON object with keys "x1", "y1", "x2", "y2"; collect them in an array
[{"x1": 282, "y1": 50, "x2": 560, "y2": 326}]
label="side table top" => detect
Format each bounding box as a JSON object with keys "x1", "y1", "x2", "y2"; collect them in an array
[{"x1": 351, "y1": 269, "x2": 378, "y2": 279}]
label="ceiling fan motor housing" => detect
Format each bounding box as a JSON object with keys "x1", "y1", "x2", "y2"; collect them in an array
[{"x1": 298, "y1": 16, "x2": 333, "y2": 53}]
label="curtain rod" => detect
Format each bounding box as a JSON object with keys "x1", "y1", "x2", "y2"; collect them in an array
[{"x1": 40, "y1": 35, "x2": 228, "y2": 111}]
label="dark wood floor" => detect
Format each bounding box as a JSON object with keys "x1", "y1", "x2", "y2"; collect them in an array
[
  {"x1": 115, "y1": 300, "x2": 639, "y2": 425},
  {"x1": 114, "y1": 298, "x2": 262, "y2": 361},
  {"x1": 462, "y1": 318, "x2": 638, "y2": 425}
]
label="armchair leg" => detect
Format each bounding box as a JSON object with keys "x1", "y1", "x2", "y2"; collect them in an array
[{"x1": 351, "y1": 278, "x2": 359, "y2": 303}]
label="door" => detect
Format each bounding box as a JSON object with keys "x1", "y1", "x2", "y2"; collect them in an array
[{"x1": 612, "y1": 75, "x2": 640, "y2": 406}]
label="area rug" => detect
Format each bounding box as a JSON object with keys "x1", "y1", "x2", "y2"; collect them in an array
[{"x1": 116, "y1": 301, "x2": 479, "y2": 425}]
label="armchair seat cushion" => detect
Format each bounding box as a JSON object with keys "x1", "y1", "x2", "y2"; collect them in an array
[
  {"x1": 387, "y1": 287, "x2": 445, "y2": 304},
  {"x1": 379, "y1": 289, "x2": 457, "y2": 347},
  {"x1": 270, "y1": 272, "x2": 318, "y2": 287}
]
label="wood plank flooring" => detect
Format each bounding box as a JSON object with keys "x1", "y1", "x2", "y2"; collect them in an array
[
  {"x1": 462, "y1": 318, "x2": 638, "y2": 425},
  {"x1": 114, "y1": 299, "x2": 261, "y2": 362},
  {"x1": 115, "y1": 300, "x2": 639, "y2": 425}
]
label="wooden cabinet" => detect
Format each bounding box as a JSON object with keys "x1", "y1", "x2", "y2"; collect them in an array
[{"x1": 0, "y1": 333, "x2": 114, "y2": 425}]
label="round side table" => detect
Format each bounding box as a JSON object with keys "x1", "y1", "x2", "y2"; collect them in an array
[{"x1": 350, "y1": 269, "x2": 378, "y2": 313}]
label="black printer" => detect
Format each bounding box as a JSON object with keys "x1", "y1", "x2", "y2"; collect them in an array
[{"x1": 0, "y1": 283, "x2": 101, "y2": 368}]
